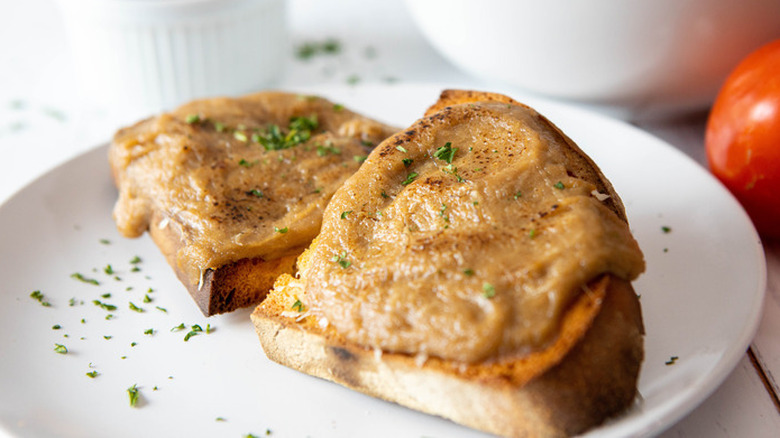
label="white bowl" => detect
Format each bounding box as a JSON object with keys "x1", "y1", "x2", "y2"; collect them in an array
[
  {"x1": 57, "y1": 0, "x2": 287, "y2": 118},
  {"x1": 406, "y1": 0, "x2": 780, "y2": 119}
]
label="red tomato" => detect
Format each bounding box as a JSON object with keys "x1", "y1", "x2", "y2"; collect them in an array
[{"x1": 706, "y1": 39, "x2": 780, "y2": 240}]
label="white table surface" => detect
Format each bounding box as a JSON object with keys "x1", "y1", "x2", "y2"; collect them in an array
[{"x1": 1, "y1": 1, "x2": 778, "y2": 437}]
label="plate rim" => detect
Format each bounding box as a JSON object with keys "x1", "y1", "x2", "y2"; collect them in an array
[{"x1": 0, "y1": 82, "x2": 768, "y2": 438}]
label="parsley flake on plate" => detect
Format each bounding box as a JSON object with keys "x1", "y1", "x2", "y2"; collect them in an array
[
  {"x1": 71, "y1": 273, "x2": 99, "y2": 285},
  {"x1": 127, "y1": 384, "x2": 140, "y2": 407}
]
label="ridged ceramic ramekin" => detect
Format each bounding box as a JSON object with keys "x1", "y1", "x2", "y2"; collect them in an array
[{"x1": 57, "y1": 0, "x2": 287, "y2": 115}]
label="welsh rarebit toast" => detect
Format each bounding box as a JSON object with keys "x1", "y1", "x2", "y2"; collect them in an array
[
  {"x1": 109, "y1": 92, "x2": 398, "y2": 315},
  {"x1": 251, "y1": 90, "x2": 645, "y2": 437}
]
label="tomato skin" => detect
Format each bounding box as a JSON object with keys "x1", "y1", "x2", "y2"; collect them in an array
[{"x1": 706, "y1": 39, "x2": 780, "y2": 240}]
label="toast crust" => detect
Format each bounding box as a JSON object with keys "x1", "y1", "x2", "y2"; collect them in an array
[{"x1": 251, "y1": 275, "x2": 643, "y2": 437}]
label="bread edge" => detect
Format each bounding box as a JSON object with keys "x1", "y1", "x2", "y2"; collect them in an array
[{"x1": 251, "y1": 275, "x2": 644, "y2": 437}]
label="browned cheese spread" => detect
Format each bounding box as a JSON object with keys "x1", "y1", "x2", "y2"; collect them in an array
[
  {"x1": 109, "y1": 92, "x2": 397, "y2": 288},
  {"x1": 296, "y1": 101, "x2": 645, "y2": 364}
]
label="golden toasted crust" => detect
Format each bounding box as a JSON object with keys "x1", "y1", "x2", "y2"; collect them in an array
[
  {"x1": 148, "y1": 205, "x2": 303, "y2": 314},
  {"x1": 252, "y1": 275, "x2": 643, "y2": 437}
]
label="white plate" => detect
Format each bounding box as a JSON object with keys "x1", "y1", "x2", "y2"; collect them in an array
[{"x1": 0, "y1": 84, "x2": 766, "y2": 438}]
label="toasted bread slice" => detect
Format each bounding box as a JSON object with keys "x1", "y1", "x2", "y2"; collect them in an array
[
  {"x1": 109, "y1": 92, "x2": 398, "y2": 315},
  {"x1": 253, "y1": 274, "x2": 642, "y2": 437},
  {"x1": 251, "y1": 90, "x2": 645, "y2": 436}
]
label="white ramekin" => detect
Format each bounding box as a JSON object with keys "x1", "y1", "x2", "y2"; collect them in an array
[{"x1": 57, "y1": 0, "x2": 287, "y2": 117}]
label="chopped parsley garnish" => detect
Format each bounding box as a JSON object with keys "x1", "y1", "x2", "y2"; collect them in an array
[
  {"x1": 340, "y1": 210, "x2": 353, "y2": 219},
  {"x1": 380, "y1": 190, "x2": 389, "y2": 199},
  {"x1": 402, "y1": 158, "x2": 413, "y2": 167},
  {"x1": 292, "y1": 299, "x2": 305, "y2": 312},
  {"x1": 128, "y1": 302, "x2": 145, "y2": 312},
  {"x1": 247, "y1": 189, "x2": 264, "y2": 198},
  {"x1": 296, "y1": 39, "x2": 341, "y2": 59},
  {"x1": 353, "y1": 155, "x2": 368, "y2": 163},
  {"x1": 661, "y1": 226, "x2": 672, "y2": 234},
  {"x1": 156, "y1": 306, "x2": 168, "y2": 313},
  {"x1": 185, "y1": 114, "x2": 201, "y2": 124},
  {"x1": 184, "y1": 324, "x2": 204, "y2": 341},
  {"x1": 361, "y1": 140, "x2": 374, "y2": 147},
  {"x1": 54, "y1": 343, "x2": 68, "y2": 354},
  {"x1": 296, "y1": 43, "x2": 317, "y2": 59},
  {"x1": 331, "y1": 251, "x2": 351, "y2": 269},
  {"x1": 316, "y1": 142, "x2": 341, "y2": 156},
  {"x1": 127, "y1": 384, "x2": 140, "y2": 407},
  {"x1": 257, "y1": 115, "x2": 318, "y2": 151},
  {"x1": 92, "y1": 300, "x2": 117, "y2": 311},
  {"x1": 216, "y1": 417, "x2": 227, "y2": 422},
  {"x1": 144, "y1": 328, "x2": 154, "y2": 335},
  {"x1": 143, "y1": 294, "x2": 152, "y2": 303},
  {"x1": 433, "y1": 142, "x2": 457, "y2": 163},
  {"x1": 346, "y1": 74, "x2": 360, "y2": 86},
  {"x1": 71, "y1": 273, "x2": 99, "y2": 285},
  {"x1": 439, "y1": 203, "x2": 449, "y2": 223},
  {"x1": 30, "y1": 290, "x2": 51, "y2": 307},
  {"x1": 103, "y1": 335, "x2": 112, "y2": 340},
  {"x1": 99, "y1": 238, "x2": 111, "y2": 245},
  {"x1": 239, "y1": 158, "x2": 258, "y2": 168},
  {"x1": 463, "y1": 269, "x2": 475, "y2": 276},
  {"x1": 52, "y1": 324, "x2": 61, "y2": 330},
  {"x1": 482, "y1": 283, "x2": 496, "y2": 298},
  {"x1": 529, "y1": 229, "x2": 537, "y2": 238},
  {"x1": 274, "y1": 226, "x2": 289, "y2": 234},
  {"x1": 401, "y1": 172, "x2": 418, "y2": 185},
  {"x1": 322, "y1": 39, "x2": 340, "y2": 53},
  {"x1": 101, "y1": 293, "x2": 111, "y2": 299},
  {"x1": 214, "y1": 121, "x2": 226, "y2": 132},
  {"x1": 554, "y1": 181, "x2": 565, "y2": 190},
  {"x1": 395, "y1": 145, "x2": 407, "y2": 153},
  {"x1": 171, "y1": 323, "x2": 186, "y2": 332},
  {"x1": 86, "y1": 371, "x2": 99, "y2": 378},
  {"x1": 442, "y1": 164, "x2": 464, "y2": 183},
  {"x1": 513, "y1": 191, "x2": 522, "y2": 199},
  {"x1": 333, "y1": 103, "x2": 344, "y2": 111}
]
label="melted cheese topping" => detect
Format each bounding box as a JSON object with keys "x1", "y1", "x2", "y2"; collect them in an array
[
  {"x1": 298, "y1": 102, "x2": 645, "y2": 364},
  {"x1": 110, "y1": 92, "x2": 397, "y2": 286}
]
